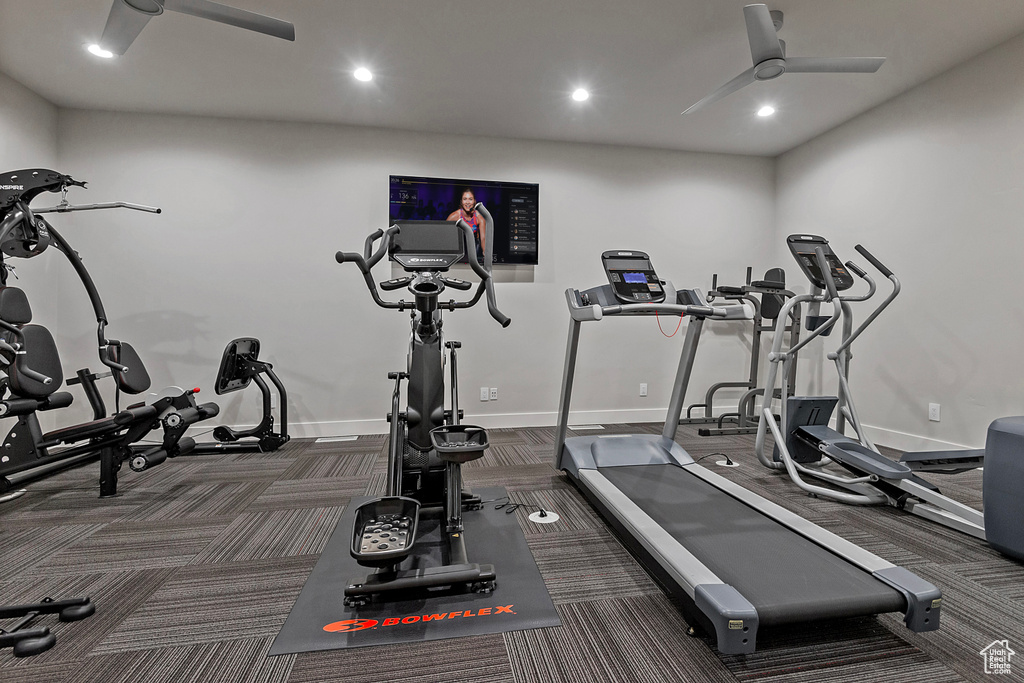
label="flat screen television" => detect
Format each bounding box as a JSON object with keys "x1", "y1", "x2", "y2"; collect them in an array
[{"x1": 388, "y1": 174, "x2": 539, "y2": 265}]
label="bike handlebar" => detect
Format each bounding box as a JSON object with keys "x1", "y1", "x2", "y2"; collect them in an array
[{"x1": 337, "y1": 204, "x2": 510, "y2": 327}]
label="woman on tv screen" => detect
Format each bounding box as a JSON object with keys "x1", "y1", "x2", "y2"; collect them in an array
[{"x1": 446, "y1": 188, "x2": 486, "y2": 260}]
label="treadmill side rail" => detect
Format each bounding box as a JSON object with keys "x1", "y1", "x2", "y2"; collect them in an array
[
  {"x1": 694, "y1": 584, "x2": 758, "y2": 654},
  {"x1": 873, "y1": 567, "x2": 942, "y2": 632},
  {"x1": 578, "y1": 468, "x2": 760, "y2": 654},
  {"x1": 578, "y1": 469, "x2": 723, "y2": 594}
]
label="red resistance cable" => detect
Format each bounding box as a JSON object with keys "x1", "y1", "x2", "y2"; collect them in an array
[{"x1": 655, "y1": 311, "x2": 684, "y2": 337}]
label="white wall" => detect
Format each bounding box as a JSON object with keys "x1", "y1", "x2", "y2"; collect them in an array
[
  {"x1": 0, "y1": 71, "x2": 57, "y2": 169},
  {"x1": 0, "y1": 72, "x2": 60, "y2": 428},
  {"x1": 0, "y1": 71, "x2": 58, "y2": 306},
  {"x1": 777, "y1": 32, "x2": 1024, "y2": 451},
  {"x1": 50, "y1": 109, "x2": 775, "y2": 435}
]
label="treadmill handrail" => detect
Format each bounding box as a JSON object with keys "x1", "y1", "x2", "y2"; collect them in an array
[{"x1": 566, "y1": 287, "x2": 727, "y2": 320}]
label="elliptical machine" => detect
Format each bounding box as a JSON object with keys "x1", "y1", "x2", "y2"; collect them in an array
[
  {"x1": 335, "y1": 204, "x2": 511, "y2": 606},
  {"x1": 753, "y1": 235, "x2": 1024, "y2": 560}
]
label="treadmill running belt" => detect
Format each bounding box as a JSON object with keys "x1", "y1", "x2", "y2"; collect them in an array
[{"x1": 600, "y1": 464, "x2": 906, "y2": 625}]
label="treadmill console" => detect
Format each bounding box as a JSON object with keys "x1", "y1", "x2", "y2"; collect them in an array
[
  {"x1": 601, "y1": 250, "x2": 665, "y2": 303},
  {"x1": 787, "y1": 234, "x2": 854, "y2": 292}
]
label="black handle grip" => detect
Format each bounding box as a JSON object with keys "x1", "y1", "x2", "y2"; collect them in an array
[
  {"x1": 845, "y1": 260, "x2": 867, "y2": 278},
  {"x1": 854, "y1": 244, "x2": 893, "y2": 278},
  {"x1": 441, "y1": 277, "x2": 473, "y2": 291},
  {"x1": 336, "y1": 251, "x2": 360, "y2": 264},
  {"x1": 380, "y1": 277, "x2": 412, "y2": 292}
]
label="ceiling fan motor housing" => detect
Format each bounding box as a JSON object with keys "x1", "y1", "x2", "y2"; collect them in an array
[
  {"x1": 122, "y1": 0, "x2": 164, "y2": 15},
  {"x1": 755, "y1": 58, "x2": 786, "y2": 80}
]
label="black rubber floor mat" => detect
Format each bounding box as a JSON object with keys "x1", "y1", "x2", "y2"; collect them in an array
[{"x1": 270, "y1": 487, "x2": 560, "y2": 653}]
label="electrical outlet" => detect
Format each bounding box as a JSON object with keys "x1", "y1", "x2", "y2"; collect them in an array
[
  {"x1": 928, "y1": 403, "x2": 940, "y2": 422},
  {"x1": 640, "y1": 383, "x2": 648, "y2": 397},
  {"x1": 480, "y1": 387, "x2": 489, "y2": 402},
  {"x1": 489, "y1": 387, "x2": 498, "y2": 401}
]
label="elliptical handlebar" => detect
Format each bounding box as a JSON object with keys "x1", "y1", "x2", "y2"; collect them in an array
[
  {"x1": 454, "y1": 204, "x2": 510, "y2": 327},
  {"x1": 854, "y1": 244, "x2": 894, "y2": 279},
  {"x1": 335, "y1": 225, "x2": 401, "y2": 274},
  {"x1": 336, "y1": 204, "x2": 511, "y2": 327},
  {"x1": 814, "y1": 247, "x2": 841, "y2": 301},
  {"x1": 833, "y1": 245, "x2": 901, "y2": 355}
]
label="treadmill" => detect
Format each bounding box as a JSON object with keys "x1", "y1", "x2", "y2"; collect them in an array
[{"x1": 553, "y1": 250, "x2": 941, "y2": 654}]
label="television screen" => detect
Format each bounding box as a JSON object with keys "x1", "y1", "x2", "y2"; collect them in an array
[{"x1": 388, "y1": 174, "x2": 539, "y2": 265}]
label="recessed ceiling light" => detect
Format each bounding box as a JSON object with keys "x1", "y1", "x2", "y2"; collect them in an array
[
  {"x1": 572, "y1": 88, "x2": 590, "y2": 102},
  {"x1": 87, "y1": 44, "x2": 114, "y2": 59},
  {"x1": 354, "y1": 67, "x2": 373, "y2": 82},
  {"x1": 757, "y1": 105, "x2": 776, "y2": 117}
]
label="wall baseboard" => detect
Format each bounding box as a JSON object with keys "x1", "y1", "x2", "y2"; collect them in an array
[
  {"x1": 185, "y1": 405, "x2": 982, "y2": 454},
  {"x1": 860, "y1": 424, "x2": 981, "y2": 454},
  {"x1": 190, "y1": 407, "x2": 675, "y2": 441}
]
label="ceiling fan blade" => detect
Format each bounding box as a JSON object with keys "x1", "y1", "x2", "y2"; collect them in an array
[
  {"x1": 682, "y1": 68, "x2": 757, "y2": 115},
  {"x1": 162, "y1": 0, "x2": 295, "y2": 41},
  {"x1": 100, "y1": 0, "x2": 155, "y2": 55},
  {"x1": 785, "y1": 57, "x2": 886, "y2": 73},
  {"x1": 743, "y1": 4, "x2": 783, "y2": 65}
]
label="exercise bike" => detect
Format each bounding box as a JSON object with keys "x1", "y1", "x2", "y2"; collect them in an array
[{"x1": 335, "y1": 204, "x2": 510, "y2": 607}]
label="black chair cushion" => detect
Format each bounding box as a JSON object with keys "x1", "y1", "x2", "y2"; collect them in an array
[
  {"x1": 0, "y1": 286, "x2": 32, "y2": 324},
  {"x1": 7, "y1": 324, "x2": 62, "y2": 399}
]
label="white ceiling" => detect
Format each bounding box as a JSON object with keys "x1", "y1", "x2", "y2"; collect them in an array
[{"x1": 2, "y1": 0, "x2": 1024, "y2": 157}]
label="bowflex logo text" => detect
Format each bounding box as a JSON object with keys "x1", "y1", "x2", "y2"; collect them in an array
[{"x1": 324, "y1": 605, "x2": 516, "y2": 634}]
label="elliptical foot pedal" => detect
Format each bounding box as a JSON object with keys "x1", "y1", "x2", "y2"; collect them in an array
[
  {"x1": 430, "y1": 425, "x2": 489, "y2": 463},
  {"x1": 350, "y1": 496, "x2": 419, "y2": 568}
]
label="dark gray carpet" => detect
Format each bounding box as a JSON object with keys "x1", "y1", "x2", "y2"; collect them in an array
[{"x1": 1, "y1": 424, "x2": 1020, "y2": 682}]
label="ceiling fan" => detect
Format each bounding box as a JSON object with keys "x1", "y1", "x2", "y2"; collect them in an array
[
  {"x1": 682, "y1": 4, "x2": 884, "y2": 115},
  {"x1": 99, "y1": 0, "x2": 295, "y2": 56}
]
